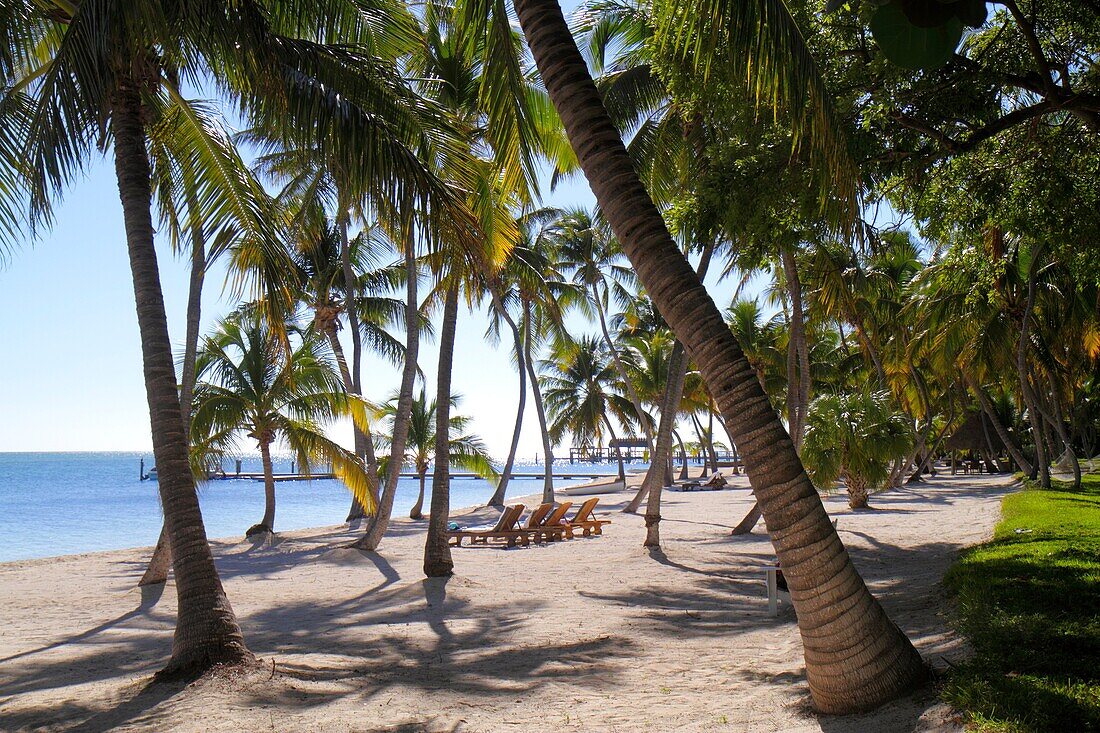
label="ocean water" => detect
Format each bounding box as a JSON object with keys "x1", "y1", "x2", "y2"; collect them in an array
[{"x1": 0, "y1": 452, "x2": 629, "y2": 562}]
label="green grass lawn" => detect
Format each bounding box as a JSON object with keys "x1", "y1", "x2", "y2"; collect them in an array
[{"x1": 942, "y1": 473, "x2": 1100, "y2": 732}]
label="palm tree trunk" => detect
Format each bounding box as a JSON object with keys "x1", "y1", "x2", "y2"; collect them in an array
[
  {"x1": 356, "y1": 231, "x2": 420, "y2": 550},
  {"x1": 325, "y1": 325, "x2": 379, "y2": 521},
  {"x1": 1017, "y1": 249, "x2": 1049, "y2": 487},
  {"x1": 1036, "y1": 367, "x2": 1080, "y2": 487},
  {"x1": 675, "y1": 430, "x2": 689, "y2": 480},
  {"x1": 410, "y1": 469, "x2": 427, "y2": 519},
  {"x1": 112, "y1": 76, "x2": 251, "y2": 676},
  {"x1": 487, "y1": 293, "x2": 526, "y2": 507},
  {"x1": 593, "y1": 281, "x2": 654, "y2": 452},
  {"x1": 523, "y1": 300, "x2": 555, "y2": 503},
  {"x1": 338, "y1": 216, "x2": 380, "y2": 522},
  {"x1": 425, "y1": 283, "x2": 459, "y2": 577},
  {"x1": 707, "y1": 408, "x2": 719, "y2": 473},
  {"x1": 139, "y1": 212, "x2": 207, "y2": 587},
  {"x1": 781, "y1": 249, "x2": 810, "y2": 449},
  {"x1": 249, "y1": 439, "x2": 277, "y2": 534},
  {"x1": 847, "y1": 472, "x2": 869, "y2": 509},
  {"x1": 643, "y1": 341, "x2": 686, "y2": 546},
  {"x1": 731, "y1": 502, "x2": 763, "y2": 535},
  {"x1": 968, "y1": 378, "x2": 1031, "y2": 475},
  {"x1": 626, "y1": 345, "x2": 687, "y2": 514},
  {"x1": 627, "y1": 239, "x2": 714, "y2": 514},
  {"x1": 691, "y1": 413, "x2": 718, "y2": 473},
  {"x1": 512, "y1": 1, "x2": 926, "y2": 712},
  {"x1": 601, "y1": 415, "x2": 627, "y2": 482}
]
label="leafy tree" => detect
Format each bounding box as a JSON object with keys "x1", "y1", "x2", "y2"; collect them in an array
[
  {"x1": 511, "y1": 0, "x2": 928, "y2": 710},
  {"x1": 540, "y1": 335, "x2": 638, "y2": 481},
  {"x1": 802, "y1": 390, "x2": 915, "y2": 509},
  {"x1": 190, "y1": 316, "x2": 374, "y2": 536},
  {"x1": 376, "y1": 389, "x2": 496, "y2": 521}
]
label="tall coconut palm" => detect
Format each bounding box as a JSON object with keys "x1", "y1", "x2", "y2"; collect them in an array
[
  {"x1": 3, "y1": 0, "x2": 474, "y2": 678},
  {"x1": 190, "y1": 316, "x2": 375, "y2": 536},
  {"x1": 291, "y1": 214, "x2": 418, "y2": 520},
  {"x1": 802, "y1": 390, "x2": 915, "y2": 509},
  {"x1": 508, "y1": 0, "x2": 927, "y2": 712},
  {"x1": 541, "y1": 335, "x2": 638, "y2": 481},
  {"x1": 548, "y1": 209, "x2": 653, "y2": 451},
  {"x1": 483, "y1": 208, "x2": 578, "y2": 505}
]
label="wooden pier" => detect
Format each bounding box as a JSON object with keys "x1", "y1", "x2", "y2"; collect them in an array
[{"x1": 207, "y1": 471, "x2": 615, "y2": 483}]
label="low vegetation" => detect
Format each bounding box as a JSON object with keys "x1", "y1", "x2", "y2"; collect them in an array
[{"x1": 943, "y1": 475, "x2": 1100, "y2": 732}]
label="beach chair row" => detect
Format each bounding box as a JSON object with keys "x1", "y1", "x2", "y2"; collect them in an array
[{"x1": 447, "y1": 497, "x2": 610, "y2": 548}]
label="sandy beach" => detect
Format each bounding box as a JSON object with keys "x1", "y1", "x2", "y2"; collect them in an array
[{"x1": 0, "y1": 472, "x2": 1015, "y2": 732}]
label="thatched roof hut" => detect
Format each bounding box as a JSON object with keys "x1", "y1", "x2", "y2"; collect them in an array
[{"x1": 945, "y1": 411, "x2": 1005, "y2": 452}]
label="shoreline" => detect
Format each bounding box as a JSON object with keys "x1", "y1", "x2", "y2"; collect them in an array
[
  {"x1": 0, "y1": 470, "x2": 644, "y2": 569},
  {"x1": 0, "y1": 472, "x2": 1017, "y2": 732}
]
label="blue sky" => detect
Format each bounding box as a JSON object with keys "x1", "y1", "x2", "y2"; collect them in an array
[
  {"x1": 0, "y1": 153, "x2": 754, "y2": 460},
  {"x1": 0, "y1": 2, "x2": 758, "y2": 461}
]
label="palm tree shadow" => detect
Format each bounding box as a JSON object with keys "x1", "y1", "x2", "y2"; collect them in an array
[
  {"x1": 0, "y1": 583, "x2": 166, "y2": 665},
  {"x1": 70, "y1": 676, "x2": 184, "y2": 733},
  {"x1": 422, "y1": 576, "x2": 453, "y2": 643},
  {"x1": 645, "y1": 546, "x2": 739, "y2": 579}
]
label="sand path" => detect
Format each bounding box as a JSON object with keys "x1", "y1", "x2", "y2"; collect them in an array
[{"x1": 0, "y1": 472, "x2": 1014, "y2": 732}]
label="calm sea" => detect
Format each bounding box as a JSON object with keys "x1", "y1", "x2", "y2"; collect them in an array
[{"x1": 0, "y1": 452, "x2": 623, "y2": 562}]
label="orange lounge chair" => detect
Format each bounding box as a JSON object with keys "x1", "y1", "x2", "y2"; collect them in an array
[
  {"x1": 529, "y1": 501, "x2": 573, "y2": 542},
  {"x1": 448, "y1": 504, "x2": 531, "y2": 547},
  {"x1": 564, "y1": 497, "x2": 612, "y2": 537},
  {"x1": 523, "y1": 503, "x2": 554, "y2": 531}
]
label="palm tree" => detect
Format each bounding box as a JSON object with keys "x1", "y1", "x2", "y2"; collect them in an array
[
  {"x1": 356, "y1": 228, "x2": 424, "y2": 550},
  {"x1": 541, "y1": 336, "x2": 637, "y2": 481},
  {"x1": 802, "y1": 390, "x2": 915, "y2": 509},
  {"x1": 190, "y1": 316, "x2": 375, "y2": 536},
  {"x1": 376, "y1": 389, "x2": 496, "y2": 521},
  {"x1": 291, "y1": 214, "x2": 418, "y2": 520},
  {"x1": 508, "y1": 0, "x2": 928, "y2": 712},
  {"x1": 549, "y1": 209, "x2": 652, "y2": 452},
  {"x1": 483, "y1": 208, "x2": 577, "y2": 505},
  {"x1": 3, "y1": 0, "x2": 475, "y2": 678}
]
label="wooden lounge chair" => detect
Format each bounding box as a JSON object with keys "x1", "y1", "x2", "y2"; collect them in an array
[
  {"x1": 528, "y1": 501, "x2": 573, "y2": 542},
  {"x1": 523, "y1": 503, "x2": 554, "y2": 532},
  {"x1": 564, "y1": 497, "x2": 611, "y2": 538},
  {"x1": 448, "y1": 504, "x2": 531, "y2": 547}
]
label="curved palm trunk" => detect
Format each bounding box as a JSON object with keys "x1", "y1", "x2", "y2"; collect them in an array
[
  {"x1": 968, "y1": 377, "x2": 1031, "y2": 475},
  {"x1": 410, "y1": 468, "x2": 427, "y2": 519},
  {"x1": 112, "y1": 79, "x2": 250, "y2": 676},
  {"x1": 781, "y1": 250, "x2": 810, "y2": 449},
  {"x1": 325, "y1": 325, "x2": 380, "y2": 521},
  {"x1": 731, "y1": 502, "x2": 763, "y2": 535},
  {"x1": 691, "y1": 413, "x2": 718, "y2": 474},
  {"x1": 593, "y1": 282, "x2": 654, "y2": 452},
  {"x1": 139, "y1": 214, "x2": 207, "y2": 587},
  {"x1": 523, "y1": 301, "x2": 555, "y2": 503},
  {"x1": 355, "y1": 233, "x2": 420, "y2": 550},
  {"x1": 675, "y1": 430, "x2": 690, "y2": 480},
  {"x1": 627, "y1": 235, "x2": 714, "y2": 516},
  {"x1": 248, "y1": 440, "x2": 277, "y2": 535},
  {"x1": 1041, "y1": 369, "x2": 1080, "y2": 488},
  {"x1": 487, "y1": 296, "x2": 526, "y2": 507},
  {"x1": 626, "y1": 347, "x2": 687, "y2": 514},
  {"x1": 643, "y1": 341, "x2": 686, "y2": 546},
  {"x1": 338, "y1": 217, "x2": 380, "y2": 522},
  {"x1": 512, "y1": 2, "x2": 926, "y2": 712},
  {"x1": 425, "y1": 283, "x2": 459, "y2": 577}
]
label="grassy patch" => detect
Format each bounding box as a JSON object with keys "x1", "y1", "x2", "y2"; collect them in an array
[{"x1": 942, "y1": 474, "x2": 1100, "y2": 732}]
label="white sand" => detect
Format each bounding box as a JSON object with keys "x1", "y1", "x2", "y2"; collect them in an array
[{"x1": 0, "y1": 472, "x2": 1015, "y2": 732}]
